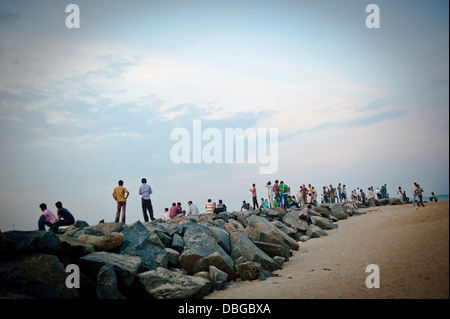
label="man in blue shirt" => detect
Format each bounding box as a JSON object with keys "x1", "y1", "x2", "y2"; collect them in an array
[{"x1": 139, "y1": 178, "x2": 154, "y2": 221}]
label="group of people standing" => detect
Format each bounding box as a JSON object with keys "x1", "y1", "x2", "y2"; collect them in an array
[
  {"x1": 245, "y1": 180, "x2": 322, "y2": 211},
  {"x1": 37, "y1": 177, "x2": 431, "y2": 231},
  {"x1": 112, "y1": 178, "x2": 155, "y2": 224}
]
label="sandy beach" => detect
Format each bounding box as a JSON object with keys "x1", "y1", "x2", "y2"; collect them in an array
[{"x1": 206, "y1": 201, "x2": 449, "y2": 299}]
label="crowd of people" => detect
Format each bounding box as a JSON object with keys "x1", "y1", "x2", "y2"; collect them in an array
[{"x1": 36, "y1": 177, "x2": 432, "y2": 231}]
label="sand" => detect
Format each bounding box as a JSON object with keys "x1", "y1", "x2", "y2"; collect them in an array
[{"x1": 205, "y1": 201, "x2": 449, "y2": 299}]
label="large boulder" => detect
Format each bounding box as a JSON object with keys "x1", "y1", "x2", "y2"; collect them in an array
[
  {"x1": 119, "y1": 221, "x2": 168, "y2": 271},
  {"x1": 0, "y1": 231, "x2": 61, "y2": 257},
  {"x1": 136, "y1": 267, "x2": 211, "y2": 299},
  {"x1": 310, "y1": 216, "x2": 338, "y2": 230},
  {"x1": 329, "y1": 205, "x2": 349, "y2": 220},
  {"x1": 282, "y1": 211, "x2": 309, "y2": 233},
  {"x1": 306, "y1": 225, "x2": 328, "y2": 238},
  {"x1": 0, "y1": 253, "x2": 78, "y2": 299},
  {"x1": 179, "y1": 225, "x2": 236, "y2": 279},
  {"x1": 247, "y1": 215, "x2": 299, "y2": 250},
  {"x1": 79, "y1": 251, "x2": 142, "y2": 288},
  {"x1": 236, "y1": 261, "x2": 263, "y2": 281},
  {"x1": 96, "y1": 263, "x2": 125, "y2": 299},
  {"x1": 78, "y1": 232, "x2": 124, "y2": 251},
  {"x1": 229, "y1": 231, "x2": 281, "y2": 272}
]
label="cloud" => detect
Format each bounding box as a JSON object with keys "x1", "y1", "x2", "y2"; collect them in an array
[
  {"x1": 0, "y1": 10, "x2": 19, "y2": 26},
  {"x1": 34, "y1": 132, "x2": 142, "y2": 149}
]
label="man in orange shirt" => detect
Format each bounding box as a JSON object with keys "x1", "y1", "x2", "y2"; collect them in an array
[{"x1": 113, "y1": 180, "x2": 129, "y2": 223}]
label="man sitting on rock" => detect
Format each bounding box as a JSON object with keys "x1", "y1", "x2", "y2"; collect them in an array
[
  {"x1": 298, "y1": 204, "x2": 313, "y2": 225},
  {"x1": 52, "y1": 201, "x2": 75, "y2": 233}
]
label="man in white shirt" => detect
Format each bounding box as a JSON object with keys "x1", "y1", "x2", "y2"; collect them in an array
[
  {"x1": 187, "y1": 201, "x2": 200, "y2": 215},
  {"x1": 139, "y1": 178, "x2": 154, "y2": 221}
]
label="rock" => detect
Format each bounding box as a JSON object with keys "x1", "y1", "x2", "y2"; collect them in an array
[
  {"x1": 236, "y1": 261, "x2": 263, "y2": 281},
  {"x1": 329, "y1": 206, "x2": 349, "y2": 220},
  {"x1": 299, "y1": 235, "x2": 310, "y2": 242},
  {"x1": 96, "y1": 264, "x2": 125, "y2": 299},
  {"x1": 253, "y1": 241, "x2": 289, "y2": 261},
  {"x1": 79, "y1": 251, "x2": 142, "y2": 288},
  {"x1": 306, "y1": 225, "x2": 328, "y2": 238},
  {"x1": 229, "y1": 231, "x2": 281, "y2": 272},
  {"x1": 310, "y1": 216, "x2": 338, "y2": 230},
  {"x1": 246, "y1": 215, "x2": 299, "y2": 250},
  {"x1": 0, "y1": 253, "x2": 78, "y2": 299},
  {"x1": 120, "y1": 221, "x2": 168, "y2": 271},
  {"x1": 58, "y1": 234, "x2": 95, "y2": 256},
  {"x1": 137, "y1": 267, "x2": 211, "y2": 299},
  {"x1": 206, "y1": 225, "x2": 231, "y2": 254},
  {"x1": 209, "y1": 266, "x2": 228, "y2": 291},
  {"x1": 78, "y1": 232, "x2": 124, "y2": 251},
  {"x1": 171, "y1": 233, "x2": 184, "y2": 252},
  {"x1": 0, "y1": 231, "x2": 61, "y2": 257},
  {"x1": 270, "y1": 220, "x2": 299, "y2": 240},
  {"x1": 91, "y1": 222, "x2": 124, "y2": 235},
  {"x1": 282, "y1": 211, "x2": 309, "y2": 233},
  {"x1": 310, "y1": 206, "x2": 331, "y2": 217},
  {"x1": 388, "y1": 198, "x2": 402, "y2": 205},
  {"x1": 179, "y1": 225, "x2": 235, "y2": 278},
  {"x1": 165, "y1": 247, "x2": 181, "y2": 267}
]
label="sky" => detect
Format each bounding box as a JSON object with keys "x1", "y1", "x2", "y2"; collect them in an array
[{"x1": 0, "y1": 0, "x2": 448, "y2": 231}]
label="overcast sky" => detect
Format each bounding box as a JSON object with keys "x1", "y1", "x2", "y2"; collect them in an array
[{"x1": 0, "y1": 0, "x2": 448, "y2": 231}]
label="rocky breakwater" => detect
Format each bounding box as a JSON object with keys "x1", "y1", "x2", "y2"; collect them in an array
[{"x1": 0, "y1": 202, "x2": 368, "y2": 299}]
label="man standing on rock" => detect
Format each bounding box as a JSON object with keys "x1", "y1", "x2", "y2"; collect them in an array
[
  {"x1": 139, "y1": 178, "x2": 155, "y2": 221},
  {"x1": 113, "y1": 180, "x2": 129, "y2": 223}
]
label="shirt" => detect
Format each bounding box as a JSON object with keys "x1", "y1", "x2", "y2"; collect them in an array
[
  {"x1": 251, "y1": 187, "x2": 257, "y2": 197},
  {"x1": 279, "y1": 184, "x2": 288, "y2": 194},
  {"x1": 58, "y1": 208, "x2": 74, "y2": 222},
  {"x1": 169, "y1": 206, "x2": 181, "y2": 218},
  {"x1": 113, "y1": 185, "x2": 129, "y2": 202},
  {"x1": 299, "y1": 207, "x2": 309, "y2": 217},
  {"x1": 188, "y1": 203, "x2": 200, "y2": 216},
  {"x1": 273, "y1": 184, "x2": 279, "y2": 195},
  {"x1": 205, "y1": 202, "x2": 215, "y2": 213},
  {"x1": 43, "y1": 209, "x2": 57, "y2": 223},
  {"x1": 139, "y1": 183, "x2": 153, "y2": 200}
]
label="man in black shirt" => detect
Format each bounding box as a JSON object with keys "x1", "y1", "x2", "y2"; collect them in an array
[{"x1": 52, "y1": 201, "x2": 75, "y2": 233}]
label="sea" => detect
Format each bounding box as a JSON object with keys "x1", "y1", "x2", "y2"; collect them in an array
[{"x1": 431, "y1": 193, "x2": 449, "y2": 202}]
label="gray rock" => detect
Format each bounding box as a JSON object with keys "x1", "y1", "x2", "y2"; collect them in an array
[
  {"x1": 236, "y1": 261, "x2": 263, "y2": 281},
  {"x1": 229, "y1": 231, "x2": 281, "y2": 272},
  {"x1": 137, "y1": 267, "x2": 210, "y2": 299},
  {"x1": 120, "y1": 221, "x2": 168, "y2": 271},
  {"x1": 171, "y1": 233, "x2": 184, "y2": 252},
  {"x1": 329, "y1": 206, "x2": 349, "y2": 220},
  {"x1": 0, "y1": 231, "x2": 61, "y2": 256},
  {"x1": 282, "y1": 211, "x2": 308, "y2": 233},
  {"x1": 253, "y1": 241, "x2": 290, "y2": 261},
  {"x1": 96, "y1": 264, "x2": 125, "y2": 299},
  {"x1": 310, "y1": 216, "x2": 338, "y2": 230},
  {"x1": 246, "y1": 215, "x2": 299, "y2": 250},
  {"x1": 179, "y1": 225, "x2": 236, "y2": 278},
  {"x1": 165, "y1": 247, "x2": 180, "y2": 267},
  {"x1": 306, "y1": 225, "x2": 328, "y2": 238},
  {"x1": 58, "y1": 234, "x2": 95, "y2": 256},
  {"x1": 209, "y1": 265, "x2": 228, "y2": 291},
  {"x1": 0, "y1": 253, "x2": 78, "y2": 299},
  {"x1": 79, "y1": 251, "x2": 142, "y2": 287}
]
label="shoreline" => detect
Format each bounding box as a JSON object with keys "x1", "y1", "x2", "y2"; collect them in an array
[{"x1": 205, "y1": 201, "x2": 449, "y2": 299}]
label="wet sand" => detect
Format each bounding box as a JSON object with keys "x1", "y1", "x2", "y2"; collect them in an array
[{"x1": 206, "y1": 201, "x2": 449, "y2": 299}]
